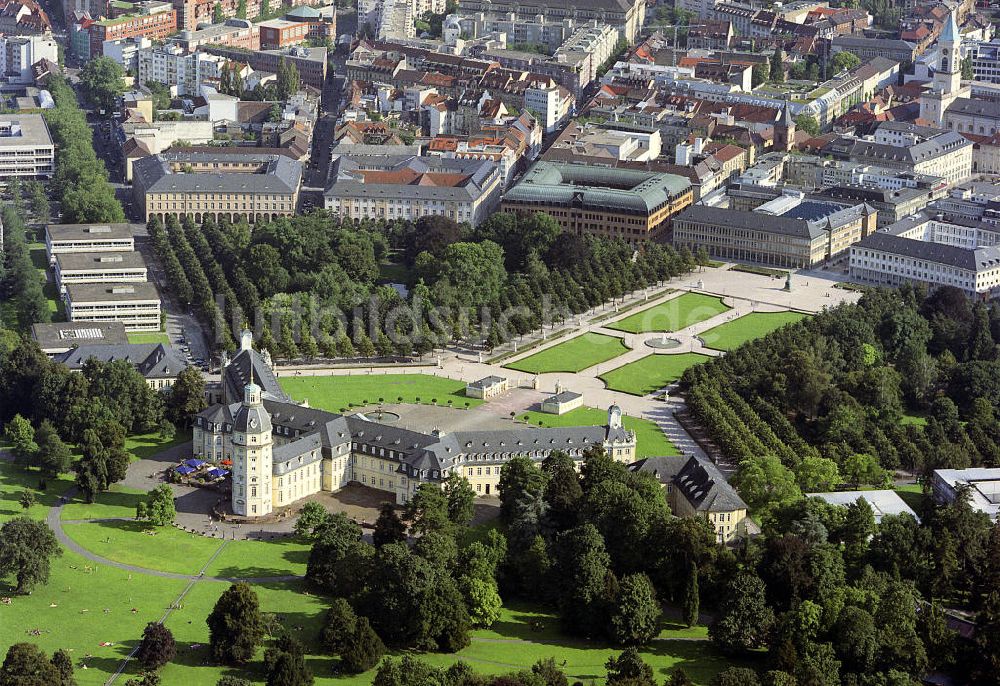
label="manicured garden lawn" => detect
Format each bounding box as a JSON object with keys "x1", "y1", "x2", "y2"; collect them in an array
[
  {"x1": 62, "y1": 520, "x2": 225, "y2": 576},
  {"x1": 125, "y1": 428, "x2": 192, "y2": 461},
  {"x1": 0, "y1": 463, "x2": 75, "y2": 524},
  {"x1": 280, "y1": 374, "x2": 483, "y2": 412},
  {"x1": 203, "y1": 537, "x2": 311, "y2": 578},
  {"x1": 699, "y1": 311, "x2": 808, "y2": 351},
  {"x1": 0, "y1": 548, "x2": 189, "y2": 686},
  {"x1": 60, "y1": 484, "x2": 145, "y2": 521},
  {"x1": 155, "y1": 580, "x2": 335, "y2": 686},
  {"x1": 519, "y1": 407, "x2": 679, "y2": 458},
  {"x1": 155, "y1": 594, "x2": 729, "y2": 686},
  {"x1": 607, "y1": 293, "x2": 731, "y2": 333},
  {"x1": 600, "y1": 353, "x2": 710, "y2": 396},
  {"x1": 505, "y1": 333, "x2": 629, "y2": 374},
  {"x1": 126, "y1": 332, "x2": 171, "y2": 345}
]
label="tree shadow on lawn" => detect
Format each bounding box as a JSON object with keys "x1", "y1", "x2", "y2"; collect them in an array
[
  {"x1": 211, "y1": 544, "x2": 309, "y2": 579},
  {"x1": 64, "y1": 488, "x2": 142, "y2": 514},
  {"x1": 643, "y1": 638, "x2": 737, "y2": 682}
]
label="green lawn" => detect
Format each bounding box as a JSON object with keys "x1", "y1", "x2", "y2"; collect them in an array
[
  {"x1": 894, "y1": 483, "x2": 929, "y2": 512},
  {"x1": 505, "y1": 333, "x2": 629, "y2": 374},
  {"x1": 280, "y1": 374, "x2": 484, "y2": 412},
  {"x1": 29, "y1": 242, "x2": 65, "y2": 321},
  {"x1": 0, "y1": 464, "x2": 75, "y2": 524},
  {"x1": 202, "y1": 537, "x2": 311, "y2": 579},
  {"x1": 62, "y1": 520, "x2": 225, "y2": 576},
  {"x1": 127, "y1": 332, "x2": 171, "y2": 345},
  {"x1": 519, "y1": 407, "x2": 678, "y2": 458},
  {"x1": 0, "y1": 548, "x2": 190, "y2": 686},
  {"x1": 699, "y1": 311, "x2": 808, "y2": 351},
  {"x1": 125, "y1": 428, "x2": 192, "y2": 461},
  {"x1": 607, "y1": 293, "x2": 731, "y2": 333},
  {"x1": 600, "y1": 354, "x2": 710, "y2": 396},
  {"x1": 378, "y1": 260, "x2": 410, "y2": 284},
  {"x1": 60, "y1": 484, "x2": 145, "y2": 521},
  {"x1": 154, "y1": 594, "x2": 729, "y2": 686}
]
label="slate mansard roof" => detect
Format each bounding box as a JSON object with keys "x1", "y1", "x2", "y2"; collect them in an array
[
  {"x1": 196, "y1": 396, "x2": 634, "y2": 481},
  {"x1": 55, "y1": 342, "x2": 187, "y2": 379},
  {"x1": 132, "y1": 152, "x2": 302, "y2": 195},
  {"x1": 629, "y1": 455, "x2": 747, "y2": 512},
  {"x1": 854, "y1": 231, "x2": 1000, "y2": 272},
  {"x1": 324, "y1": 155, "x2": 498, "y2": 203}
]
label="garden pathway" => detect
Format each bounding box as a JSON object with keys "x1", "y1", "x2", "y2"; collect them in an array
[{"x1": 45, "y1": 486, "x2": 302, "y2": 584}]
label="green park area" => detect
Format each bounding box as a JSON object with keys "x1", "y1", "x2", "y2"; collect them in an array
[
  {"x1": 152, "y1": 594, "x2": 726, "y2": 686},
  {"x1": 520, "y1": 407, "x2": 678, "y2": 458},
  {"x1": 126, "y1": 332, "x2": 172, "y2": 345},
  {"x1": 607, "y1": 293, "x2": 731, "y2": 334},
  {"x1": 699, "y1": 311, "x2": 809, "y2": 351},
  {"x1": 505, "y1": 333, "x2": 629, "y2": 374},
  {"x1": 600, "y1": 353, "x2": 711, "y2": 396},
  {"x1": 280, "y1": 373, "x2": 484, "y2": 411}
]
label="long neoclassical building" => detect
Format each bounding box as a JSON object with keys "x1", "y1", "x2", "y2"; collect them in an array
[
  {"x1": 132, "y1": 151, "x2": 303, "y2": 225},
  {"x1": 193, "y1": 333, "x2": 636, "y2": 517}
]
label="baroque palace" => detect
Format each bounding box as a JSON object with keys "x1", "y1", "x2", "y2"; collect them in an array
[{"x1": 192, "y1": 332, "x2": 637, "y2": 517}]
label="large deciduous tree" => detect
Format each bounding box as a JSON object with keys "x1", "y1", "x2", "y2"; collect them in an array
[
  {"x1": 0, "y1": 517, "x2": 61, "y2": 594},
  {"x1": 80, "y1": 57, "x2": 125, "y2": 113},
  {"x1": 207, "y1": 582, "x2": 265, "y2": 664}
]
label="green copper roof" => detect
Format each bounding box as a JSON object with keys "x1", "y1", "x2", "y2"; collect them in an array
[{"x1": 504, "y1": 161, "x2": 692, "y2": 213}]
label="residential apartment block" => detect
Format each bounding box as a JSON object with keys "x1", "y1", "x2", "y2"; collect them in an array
[
  {"x1": 132, "y1": 151, "x2": 303, "y2": 224},
  {"x1": 88, "y1": 2, "x2": 177, "y2": 58},
  {"x1": 0, "y1": 115, "x2": 54, "y2": 181},
  {"x1": 137, "y1": 44, "x2": 226, "y2": 95},
  {"x1": 259, "y1": 6, "x2": 334, "y2": 49},
  {"x1": 502, "y1": 162, "x2": 693, "y2": 242},
  {"x1": 456, "y1": 0, "x2": 645, "y2": 44},
  {"x1": 673, "y1": 195, "x2": 878, "y2": 268},
  {"x1": 64, "y1": 282, "x2": 162, "y2": 332},
  {"x1": 200, "y1": 44, "x2": 327, "y2": 89},
  {"x1": 45, "y1": 223, "x2": 134, "y2": 256},
  {"x1": 848, "y1": 212, "x2": 1000, "y2": 296},
  {"x1": 0, "y1": 33, "x2": 57, "y2": 83},
  {"x1": 166, "y1": 18, "x2": 259, "y2": 51},
  {"x1": 324, "y1": 154, "x2": 502, "y2": 227}
]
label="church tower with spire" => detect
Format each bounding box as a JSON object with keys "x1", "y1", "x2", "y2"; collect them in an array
[
  {"x1": 775, "y1": 101, "x2": 796, "y2": 152},
  {"x1": 920, "y1": 9, "x2": 969, "y2": 126},
  {"x1": 230, "y1": 367, "x2": 273, "y2": 518}
]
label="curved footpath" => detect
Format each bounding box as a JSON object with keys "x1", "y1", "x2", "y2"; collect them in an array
[{"x1": 46, "y1": 486, "x2": 302, "y2": 584}]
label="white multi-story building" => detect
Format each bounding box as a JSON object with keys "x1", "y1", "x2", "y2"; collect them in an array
[
  {"x1": 103, "y1": 35, "x2": 151, "y2": 72},
  {"x1": 137, "y1": 44, "x2": 227, "y2": 96},
  {"x1": 53, "y1": 252, "x2": 148, "y2": 292},
  {"x1": 324, "y1": 154, "x2": 502, "y2": 227},
  {"x1": 525, "y1": 82, "x2": 573, "y2": 134},
  {"x1": 63, "y1": 282, "x2": 162, "y2": 332},
  {"x1": 0, "y1": 33, "x2": 57, "y2": 84},
  {"x1": 969, "y1": 39, "x2": 1000, "y2": 83},
  {"x1": 552, "y1": 22, "x2": 620, "y2": 95},
  {"x1": 849, "y1": 212, "x2": 1000, "y2": 296},
  {"x1": 45, "y1": 223, "x2": 135, "y2": 257},
  {"x1": 0, "y1": 115, "x2": 54, "y2": 181},
  {"x1": 361, "y1": 0, "x2": 444, "y2": 39}
]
